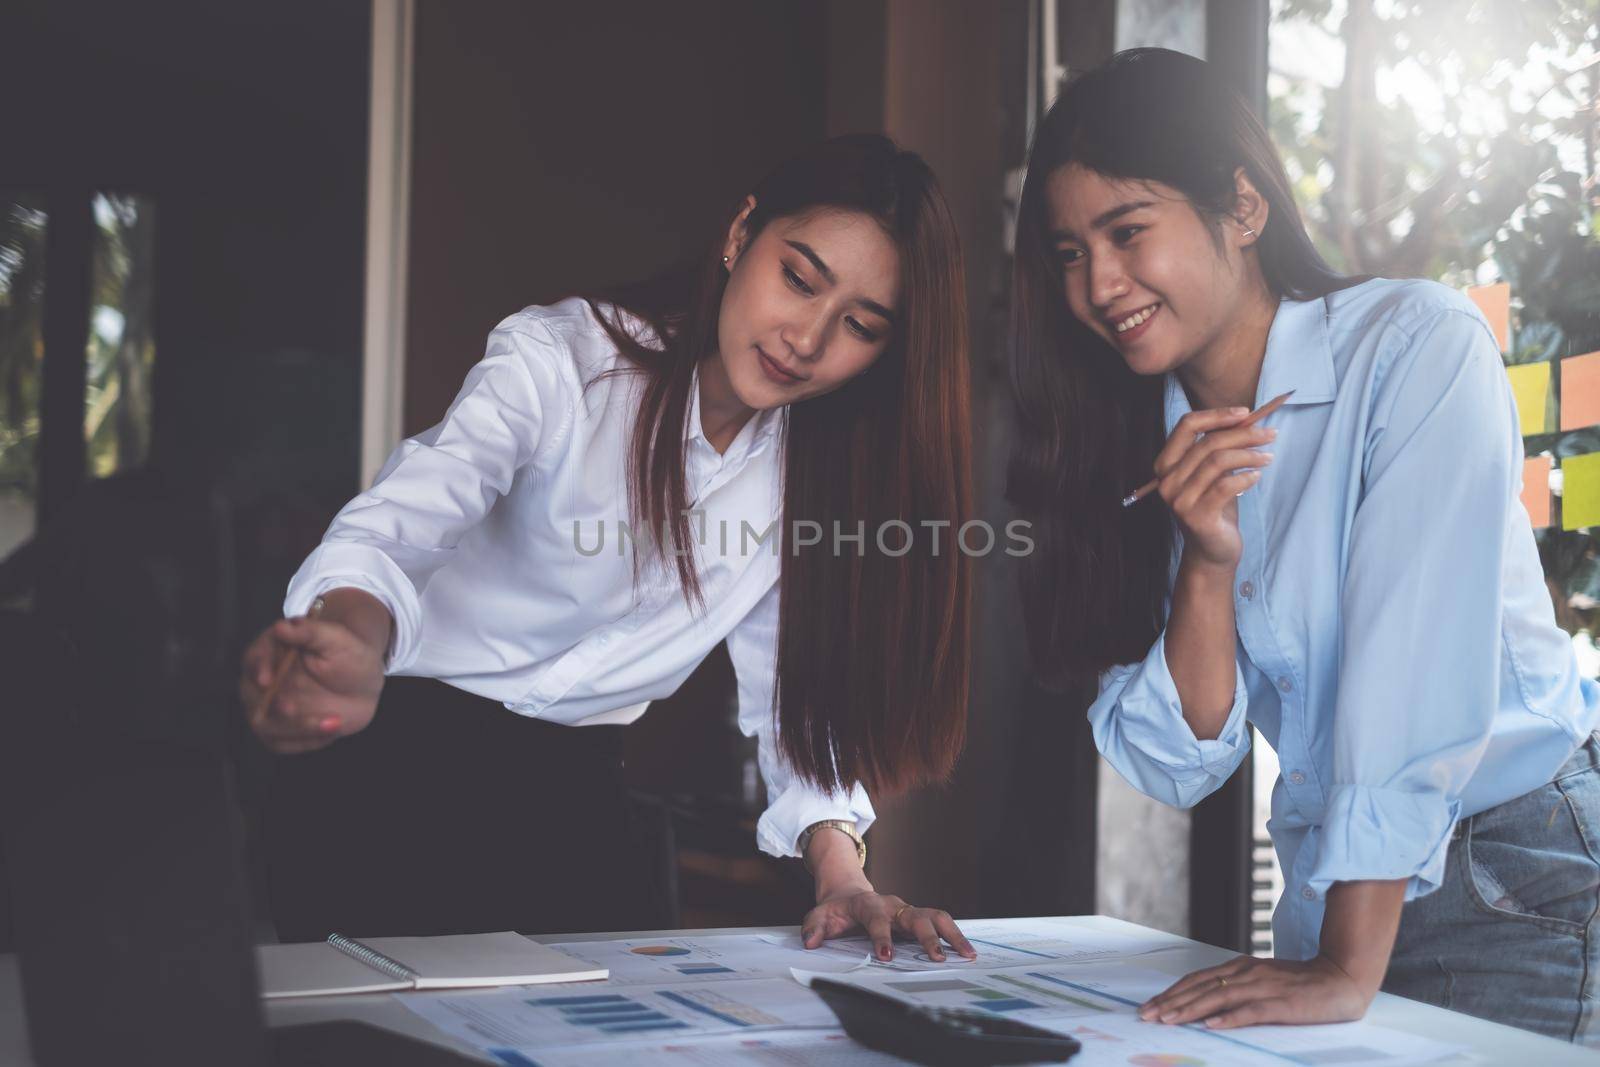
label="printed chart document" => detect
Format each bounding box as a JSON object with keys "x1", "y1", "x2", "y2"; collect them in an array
[
  {"x1": 793, "y1": 959, "x2": 1465, "y2": 1067},
  {"x1": 401, "y1": 976, "x2": 838, "y2": 1053},
  {"x1": 543, "y1": 917, "x2": 1177, "y2": 989},
  {"x1": 397, "y1": 920, "x2": 1469, "y2": 1065},
  {"x1": 780, "y1": 916, "x2": 1185, "y2": 972},
  {"x1": 476, "y1": 1030, "x2": 911, "y2": 1066},
  {"x1": 544, "y1": 934, "x2": 873, "y2": 986}
]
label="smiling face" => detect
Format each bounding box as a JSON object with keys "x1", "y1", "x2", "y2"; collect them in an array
[
  {"x1": 715, "y1": 203, "x2": 901, "y2": 410},
  {"x1": 1045, "y1": 163, "x2": 1259, "y2": 380}
]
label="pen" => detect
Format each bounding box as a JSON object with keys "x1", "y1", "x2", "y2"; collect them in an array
[{"x1": 1120, "y1": 390, "x2": 1294, "y2": 508}]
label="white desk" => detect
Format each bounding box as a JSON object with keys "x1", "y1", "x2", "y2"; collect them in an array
[{"x1": 3, "y1": 916, "x2": 1595, "y2": 1064}]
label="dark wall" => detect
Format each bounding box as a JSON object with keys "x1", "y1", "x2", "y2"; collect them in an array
[
  {"x1": 404, "y1": 0, "x2": 827, "y2": 431},
  {"x1": 968, "y1": 0, "x2": 1102, "y2": 922},
  {"x1": 1, "y1": 0, "x2": 369, "y2": 502}
]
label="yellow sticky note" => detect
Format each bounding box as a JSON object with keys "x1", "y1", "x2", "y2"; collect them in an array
[
  {"x1": 1468, "y1": 283, "x2": 1511, "y2": 352},
  {"x1": 1506, "y1": 361, "x2": 1551, "y2": 436},
  {"x1": 1561, "y1": 351, "x2": 1600, "y2": 432},
  {"x1": 1522, "y1": 455, "x2": 1552, "y2": 529},
  {"x1": 1562, "y1": 453, "x2": 1600, "y2": 530}
]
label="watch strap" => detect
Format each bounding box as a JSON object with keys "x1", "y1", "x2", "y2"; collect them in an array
[{"x1": 799, "y1": 819, "x2": 866, "y2": 869}]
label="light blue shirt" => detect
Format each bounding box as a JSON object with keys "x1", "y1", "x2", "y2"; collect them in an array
[{"x1": 1089, "y1": 277, "x2": 1600, "y2": 960}]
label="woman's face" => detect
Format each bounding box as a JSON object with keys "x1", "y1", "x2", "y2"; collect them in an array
[
  {"x1": 1044, "y1": 163, "x2": 1253, "y2": 379},
  {"x1": 717, "y1": 204, "x2": 901, "y2": 410}
]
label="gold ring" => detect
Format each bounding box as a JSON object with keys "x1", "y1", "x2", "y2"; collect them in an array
[
  {"x1": 1218, "y1": 977, "x2": 1229, "y2": 987},
  {"x1": 893, "y1": 904, "x2": 912, "y2": 925}
]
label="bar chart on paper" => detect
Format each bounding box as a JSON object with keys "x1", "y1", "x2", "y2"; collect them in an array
[
  {"x1": 526, "y1": 993, "x2": 694, "y2": 1036},
  {"x1": 401, "y1": 977, "x2": 839, "y2": 1054},
  {"x1": 550, "y1": 936, "x2": 866, "y2": 986},
  {"x1": 481, "y1": 1030, "x2": 921, "y2": 1066},
  {"x1": 626, "y1": 945, "x2": 738, "y2": 978}
]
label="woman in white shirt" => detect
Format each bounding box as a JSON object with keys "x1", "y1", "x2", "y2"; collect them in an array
[{"x1": 240, "y1": 135, "x2": 976, "y2": 963}]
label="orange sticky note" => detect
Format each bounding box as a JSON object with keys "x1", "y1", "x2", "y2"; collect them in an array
[
  {"x1": 1561, "y1": 351, "x2": 1600, "y2": 432},
  {"x1": 1467, "y1": 283, "x2": 1511, "y2": 352},
  {"x1": 1505, "y1": 361, "x2": 1551, "y2": 436},
  {"x1": 1522, "y1": 455, "x2": 1551, "y2": 529}
]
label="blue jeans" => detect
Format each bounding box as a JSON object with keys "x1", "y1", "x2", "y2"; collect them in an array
[{"x1": 1383, "y1": 732, "x2": 1600, "y2": 1044}]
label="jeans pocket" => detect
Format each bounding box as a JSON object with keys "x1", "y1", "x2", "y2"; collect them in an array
[{"x1": 1463, "y1": 774, "x2": 1600, "y2": 936}]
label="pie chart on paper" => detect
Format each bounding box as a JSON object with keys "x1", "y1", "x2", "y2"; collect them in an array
[
  {"x1": 1128, "y1": 1056, "x2": 1207, "y2": 1067},
  {"x1": 629, "y1": 945, "x2": 692, "y2": 957}
]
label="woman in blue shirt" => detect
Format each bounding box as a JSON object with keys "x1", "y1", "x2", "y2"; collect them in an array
[{"x1": 1009, "y1": 48, "x2": 1600, "y2": 1042}]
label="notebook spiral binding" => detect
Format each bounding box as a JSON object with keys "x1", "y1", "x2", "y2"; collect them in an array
[{"x1": 326, "y1": 933, "x2": 418, "y2": 984}]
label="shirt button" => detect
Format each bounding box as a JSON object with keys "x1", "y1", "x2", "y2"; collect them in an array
[
  {"x1": 1238, "y1": 581, "x2": 1254, "y2": 599},
  {"x1": 1301, "y1": 886, "x2": 1317, "y2": 901},
  {"x1": 1288, "y1": 771, "x2": 1306, "y2": 785},
  {"x1": 1277, "y1": 676, "x2": 1292, "y2": 693}
]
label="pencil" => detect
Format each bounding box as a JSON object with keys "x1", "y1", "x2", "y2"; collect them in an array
[
  {"x1": 1120, "y1": 390, "x2": 1294, "y2": 508},
  {"x1": 248, "y1": 596, "x2": 324, "y2": 729}
]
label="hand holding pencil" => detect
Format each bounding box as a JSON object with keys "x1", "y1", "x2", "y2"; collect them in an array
[
  {"x1": 1124, "y1": 390, "x2": 1291, "y2": 571},
  {"x1": 1122, "y1": 390, "x2": 1292, "y2": 507},
  {"x1": 240, "y1": 592, "x2": 388, "y2": 755}
]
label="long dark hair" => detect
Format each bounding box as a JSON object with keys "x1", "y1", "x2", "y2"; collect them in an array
[
  {"x1": 590, "y1": 134, "x2": 972, "y2": 795},
  {"x1": 1008, "y1": 48, "x2": 1355, "y2": 688}
]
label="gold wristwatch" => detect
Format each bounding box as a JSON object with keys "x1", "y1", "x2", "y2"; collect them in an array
[{"x1": 798, "y1": 819, "x2": 866, "y2": 869}]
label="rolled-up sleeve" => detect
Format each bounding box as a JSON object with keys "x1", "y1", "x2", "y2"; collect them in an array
[
  {"x1": 1088, "y1": 629, "x2": 1252, "y2": 808},
  {"x1": 284, "y1": 318, "x2": 571, "y2": 672},
  {"x1": 1309, "y1": 310, "x2": 1513, "y2": 899},
  {"x1": 725, "y1": 583, "x2": 876, "y2": 858}
]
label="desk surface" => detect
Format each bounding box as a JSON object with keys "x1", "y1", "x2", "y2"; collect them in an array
[{"x1": 3, "y1": 916, "x2": 1594, "y2": 1064}]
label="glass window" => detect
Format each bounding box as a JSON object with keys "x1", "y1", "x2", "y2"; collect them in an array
[
  {"x1": 0, "y1": 193, "x2": 47, "y2": 563},
  {"x1": 87, "y1": 192, "x2": 156, "y2": 478},
  {"x1": 0, "y1": 189, "x2": 157, "y2": 573}
]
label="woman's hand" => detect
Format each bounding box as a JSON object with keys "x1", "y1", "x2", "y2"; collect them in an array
[
  {"x1": 1154, "y1": 407, "x2": 1275, "y2": 569},
  {"x1": 1157, "y1": 406, "x2": 1274, "y2": 736},
  {"x1": 801, "y1": 889, "x2": 976, "y2": 964},
  {"x1": 239, "y1": 590, "x2": 391, "y2": 754},
  {"x1": 797, "y1": 824, "x2": 976, "y2": 963},
  {"x1": 1138, "y1": 953, "x2": 1374, "y2": 1030}
]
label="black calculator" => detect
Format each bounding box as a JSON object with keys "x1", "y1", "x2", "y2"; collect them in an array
[{"x1": 810, "y1": 977, "x2": 1082, "y2": 1065}]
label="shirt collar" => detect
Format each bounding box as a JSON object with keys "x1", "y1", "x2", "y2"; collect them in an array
[
  {"x1": 1164, "y1": 294, "x2": 1337, "y2": 431},
  {"x1": 686, "y1": 362, "x2": 785, "y2": 462}
]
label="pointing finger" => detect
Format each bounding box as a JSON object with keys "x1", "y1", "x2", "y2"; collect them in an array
[
  {"x1": 934, "y1": 914, "x2": 975, "y2": 959},
  {"x1": 909, "y1": 914, "x2": 944, "y2": 962}
]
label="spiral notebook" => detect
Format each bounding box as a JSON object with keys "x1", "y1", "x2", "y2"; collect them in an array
[{"x1": 257, "y1": 931, "x2": 607, "y2": 999}]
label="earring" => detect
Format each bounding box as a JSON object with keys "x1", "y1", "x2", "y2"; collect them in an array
[
  {"x1": 1241, "y1": 227, "x2": 1257, "y2": 239},
  {"x1": 722, "y1": 255, "x2": 730, "y2": 264}
]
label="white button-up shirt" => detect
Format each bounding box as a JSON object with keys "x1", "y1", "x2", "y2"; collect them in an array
[{"x1": 284, "y1": 298, "x2": 875, "y2": 857}]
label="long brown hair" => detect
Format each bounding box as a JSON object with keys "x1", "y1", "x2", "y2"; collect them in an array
[
  {"x1": 590, "y1": 134, "x2": 972, "y2": 795},
  {"x1": 1008, "y1": 49, "x2": 1356, "y2": 688}
]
